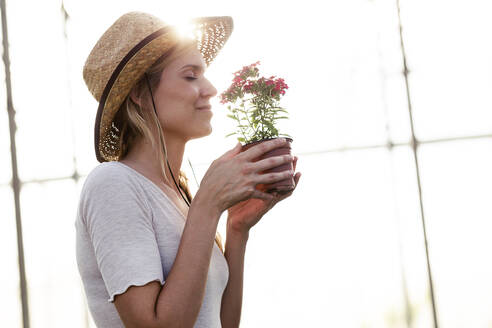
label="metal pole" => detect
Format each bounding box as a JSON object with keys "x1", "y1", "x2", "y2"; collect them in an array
[
  {"x1": 0, "y1": 0, "x2": 30, "y2": 327},
  {"x1": 396, "y1": 0, "x2": 439, "y2": 327}
]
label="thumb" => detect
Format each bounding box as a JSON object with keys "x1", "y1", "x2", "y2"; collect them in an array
[{"x1": 223, "y1": 142, "x2": 242, "y2": 159}]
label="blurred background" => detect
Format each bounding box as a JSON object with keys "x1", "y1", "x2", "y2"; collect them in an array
[{"x1": 1, "y1": 0, "x2": 492, "y2": 327}]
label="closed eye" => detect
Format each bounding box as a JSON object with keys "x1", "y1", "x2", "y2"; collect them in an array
[{"x1": 185, "y1": 77, "x2": 197, "y2": 81}]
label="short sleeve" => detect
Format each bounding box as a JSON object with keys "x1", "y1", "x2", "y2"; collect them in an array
[{"x1": 82, "y1": 168, "x2": 164, "y2": 303}]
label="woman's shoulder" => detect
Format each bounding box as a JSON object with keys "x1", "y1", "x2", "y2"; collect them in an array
[
  {"x1": 77, "y1": 161, "x2": 154, "y2": 230},
  {"x1": 81, "y1": 161, "x2": 137, "y2": 195},
  {"x1": 87, "y1": 160, "x2": 128, "y2": 177},
  {"x1": 78, "y1": 161, "x2": 153, "y2": 215},
  {"x1": 85, "y1": 160, "x2": 127, "y2": 180}
]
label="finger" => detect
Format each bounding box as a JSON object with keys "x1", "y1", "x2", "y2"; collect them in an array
[
  {"x1": 272, "y1": 188, "x2": 293, "y2": 201},
  {"x1": 221, "y1": 142, "x2": 242, "y2": 160},
  {"x1": 268, "y1": 192, "x2": 282, "y2": 206},
  {"x1": 294, "y1": 172, "x2": 301, "y2": 186},
  {"x1": 252, "y1": 154, "x2": 293, "y2": 173},
  {"x1": 279, "y1": 191, "x2": 293, "y2": 200},
  {"x1": 293, "y1": 156, "x2": 298, "y2": 171},
  {"x1": 251, "y1": 189, "x2": 275, "y2": 201},
  {"x1": 240, "y1": 138, "x2": 290, "y2": 162},
  {"x1": 275, "y1": 173, "x2": 301, "y2": 200},
  {"x1": 285, "y1": 172, "x2": 300, "y2": 194},
  {"x1": 254, "y1": 169, "x2": 294, "y2": 184}
]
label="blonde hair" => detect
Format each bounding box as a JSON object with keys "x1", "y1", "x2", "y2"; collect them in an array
[{"x1": 113, "y1": 40, "x2": 224, "y2": 254}]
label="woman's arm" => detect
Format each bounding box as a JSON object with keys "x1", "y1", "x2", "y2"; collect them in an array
[
  {"x1": 114, "y1": 139, "x2": 293, "y2": 327},
  {"x1": 220, "y1": 225, "x2": 249, "y2": 328},
  {"x1": 114, "y1": 193, "x2": 221, "y2": 328}
]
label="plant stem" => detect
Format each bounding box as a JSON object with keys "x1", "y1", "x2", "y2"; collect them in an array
[
  {"x1": 243, "y1": 101, "x2": 258, "y2": 137},
  {"x1": 232, "y1": 106, "x2": 248, "y2": 141}
]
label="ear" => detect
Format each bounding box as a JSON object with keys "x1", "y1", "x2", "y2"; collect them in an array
[{"x1": 129, "y1": 87, "x2": 142, "y2": 107}]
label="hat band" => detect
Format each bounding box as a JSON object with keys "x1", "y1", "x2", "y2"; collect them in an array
[{"x1": 95, "y1": 26, "x2": 171, "y2": 162}]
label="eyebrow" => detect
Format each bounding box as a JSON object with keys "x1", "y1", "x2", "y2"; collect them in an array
[{"x1": 180, "y1": 64, "x2": 205, "y2": 72}]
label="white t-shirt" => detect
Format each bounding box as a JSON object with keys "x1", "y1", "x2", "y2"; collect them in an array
[{"x1": 75, "y1": 161, "x2": 229, "y2": 327}]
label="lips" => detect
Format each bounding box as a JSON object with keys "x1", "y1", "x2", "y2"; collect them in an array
[{"x1": 196, "y1": 105, "x2": 211, "y2": 111}]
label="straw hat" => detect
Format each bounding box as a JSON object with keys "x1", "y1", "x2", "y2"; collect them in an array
[{"x1": 83, "y1": 12, "x2": 233, "y2": 163}]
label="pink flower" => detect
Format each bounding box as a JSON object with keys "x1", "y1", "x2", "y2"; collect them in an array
[{"x1": 220, "y1": 60, "x2": 288, "y2": 106}]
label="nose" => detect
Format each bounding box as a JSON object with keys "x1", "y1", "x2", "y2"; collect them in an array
[{"x1": 201, "y1": 77, "x2": 218, "y2": 99}]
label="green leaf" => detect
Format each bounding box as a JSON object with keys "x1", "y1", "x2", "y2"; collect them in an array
[
  {"x1": 238, "y1": 137, "x2": 245, "y2": 143},
  {"x1": 226, "y1": 114, "x2": 237, "y2": 120},
  {"x1": 225, "y1": 132, "x2": 236, "y2": 137}
]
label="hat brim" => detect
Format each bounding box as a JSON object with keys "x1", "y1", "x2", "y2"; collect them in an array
[{"x1": 95, "y1": 16, "x2": 233, "y2": 163}]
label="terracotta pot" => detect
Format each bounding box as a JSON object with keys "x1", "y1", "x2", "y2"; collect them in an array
[{"x1": 240, "y1": 137, "x2": 294, "y2": 195}]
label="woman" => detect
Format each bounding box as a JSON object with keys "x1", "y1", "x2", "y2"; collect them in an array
[{"x1": 76, "y1": 12, "x2": 301, "y2": 328}]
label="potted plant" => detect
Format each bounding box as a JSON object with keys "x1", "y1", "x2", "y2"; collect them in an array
[{"x1": 220, "y1": 61, "x2": 294, "y2": 194}]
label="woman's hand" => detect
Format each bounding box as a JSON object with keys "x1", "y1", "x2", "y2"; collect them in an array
[
  {"x1": 195, "y1": 138, "x2": 295, "y2": 217},
  {"x1": 226, "y1": 156, "x2": 301, "y2": 235}
]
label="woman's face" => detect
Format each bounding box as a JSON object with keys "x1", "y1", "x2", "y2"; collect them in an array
[{"x1": 152, "y1": 47, "x2": 218, "y2": 141}]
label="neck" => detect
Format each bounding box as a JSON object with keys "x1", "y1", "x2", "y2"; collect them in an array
[{"x1": 120, "y1": 132, "x2": 187, "y2": 197}]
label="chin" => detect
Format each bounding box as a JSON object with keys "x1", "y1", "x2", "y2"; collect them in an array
[{"x1": 190, "y1": 126, "x2": 212, "y2": 140}]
